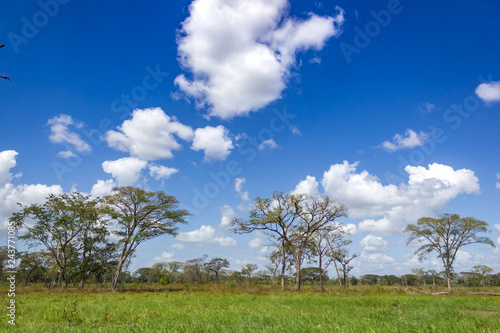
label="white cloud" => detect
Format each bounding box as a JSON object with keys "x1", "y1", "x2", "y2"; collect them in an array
[
  {"x1": 102, "y1": 157, "x2": 148, "y2": 186},
  {"x1": 220, "y1": 205, "x2": 235, "y2": 228},
  {"x1": 249, "y1": 237, "x2": 269, "y2": 254},
  {"x1": 57, "y1": 151, "x2": 76, "y2": 158},
  {"x1": 381, "y1": 129, "x2": 429, "y2": 152},
  {"x1": 0, "y1": 150, "x2": 18, "y2": 187},
  {"x1": 289, "y1": 125, "x2": 302, "y2": 136},
  {"x1": 356, "y1": 253, "x2": 396, "y2": 274},
  {"x1": 48, "y1": 114, "x2": 91, "y2": 153},
  {"x1": 0, "y1": 150, "x2": 63, "y2": 229},
  {"x1": 171, "y1": 243, "x2": 185, "y2": 250},
  {"x1": 258, "y1": 139, "x2": 278, "y2": 151},
  {"x1": 494, "y1": 224, "x2": 500, "y2": 233},
  {"x1": 175, "y1": 0, "x2": 344, "y2": 119},
  {"x1": 342, "y1": 223, "x2": 358, "y2": 236},
  {"x1": 191, "y1": 125, "x2": 234, "y2": 161},
  {"x1": 291, "y1": 175, "x2": 318, "y2": 197},
  {"x1": 475, "y1": 81, "x2": 500, "y2": 103},
  {"x1": 154, "y1": 251, "x2": 175, "y2": 262},
  {"x1": 235, "y1": 178, "x2": 249, "y2": 201},
  {"x1": 105, "y1": 108, "x2": 194, "y2": 161},
  {"x1": 360, "y1": 235, "x2": 388, "y2": 253},
  {"x1": 177, "y1": 225, "x2": 236, "y2": 246},
  {"x1": 322, "y1": 161, "x2": 480, "y2": 235},
  {"x1": 496, "y1": 173, "x2": 500, "y2": 189},
  {"x1": 90, "y1": 179, "x2": 116, "y2": 198},
  {"x1": 418, "y1": 102, "x2": 435, "y2": 115},
  {"x1": 148, "y1": 165, "x2": 179, "y2": 180}
]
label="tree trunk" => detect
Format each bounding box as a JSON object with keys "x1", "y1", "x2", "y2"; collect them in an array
[
  {"x1": 111, "y1": 259, "x2": 125, "y2": 292},
  {"x1": 318, "y1": 256, "x2": 325, "y2": 292},
  {"x1": 446, "y1": 269, "x2": 452, "y2": 292},
  {"x1": 333, "y1": 261, "x2": 342, "y2": 289},
  {"x1": 281, "y1": 244, "x2": 286, "y2": 290},
  {"x1": 294, "y1": 253, "x2": 301, "y2": 291}
]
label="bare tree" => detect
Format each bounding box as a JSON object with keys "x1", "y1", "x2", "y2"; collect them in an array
[{"x1": 231, "y1": 192, "x2": 347, "y2": 291}]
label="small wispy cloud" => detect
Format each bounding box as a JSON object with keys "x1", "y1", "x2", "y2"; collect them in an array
[{"x1": 380, "y1": 129, "x2": 429, "y2": 152}]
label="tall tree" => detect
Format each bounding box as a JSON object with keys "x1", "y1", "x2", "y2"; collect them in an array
[
  {"x1": 231, "y1": 192, "x2": 347, "y2": 291},
  {"x1": 10, "y1": 192, "x2": 109, "y2": 288},
  {"x1": 334, "y1": 249, "x2": 358, "y2": 289},
  {"x1": 205, "y1": 258, "x2": 230, "y2": 286},
  {"x1": 405, "y1": 214, "x2": 495, "y2": 291},
  {"x1": 231, "y1": 192, "x2": 304, "y2": 290},
  {"x1": 105, "y1": 187, "x2": 190, "y2": 291},
  {"x1": 288, "y1": 195, "x2": 347, "y2": 291},
  {"x1": 310, "y1": 224, "x2": 350, "y2": 291}
]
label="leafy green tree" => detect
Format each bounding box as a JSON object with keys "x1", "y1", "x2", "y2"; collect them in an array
[
  {"x1": 0, "y1": 246, "x2": 9, "y2": 279},
  {"x1": 473, "y1": 265, "x2": 493, "y2": 286},
  {"x1": 205, "y1": 258, "x2": 230, "y2": 286},
  {"x1": 427, "y1": 269, "x2": 440, "y2": 289},
  {"x1": 241, "y1": 263, "x2": 259, "y2": 281},
  {"x1": 183, "y1": 255, "x2": 208, "y2": 284},
  {"x1": 18, "y1": 251, "x2": 49, "y2": 285},
  {"x1": 405, "y1": 214, "x2": 495, "y2": 291},
  {"x1": 10, "y1": 192, "x2": 109, "y2": 288},
  {"x1": 166, "y1": 261, "x2": 184, "y2": 285},
  {"x1": 104, "y1": 187, "x2": 190, "y2": 291},
  {"x1": 300, "y1": 267, "x2": 327, "y2": 285},
  {"x1": 411, "y1": 268, "x2": 426, "y2": 286}
]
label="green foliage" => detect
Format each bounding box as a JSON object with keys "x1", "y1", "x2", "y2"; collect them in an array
[{"x1": 405, "y1": 214, "x2": 495, "y2": 291}]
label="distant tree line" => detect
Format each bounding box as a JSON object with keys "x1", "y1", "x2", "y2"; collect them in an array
[{"x1": 3, "y1": 188, "x2": 496, "y2": 292}]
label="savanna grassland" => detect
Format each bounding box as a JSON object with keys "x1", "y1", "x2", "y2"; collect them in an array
[{"x1": 1, "y1": 285, "x2": 500, "y2": 332}]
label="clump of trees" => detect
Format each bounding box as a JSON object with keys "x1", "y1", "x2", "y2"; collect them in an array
[{"x1": 9, "y1": 187, "x2": 189, "y2": 291}]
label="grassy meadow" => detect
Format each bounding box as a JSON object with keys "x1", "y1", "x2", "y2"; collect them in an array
[{"x1": 1, "y1": 285, "x2": 500, "y2": 332}]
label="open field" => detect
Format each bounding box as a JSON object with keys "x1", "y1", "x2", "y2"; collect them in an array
[{"x1": 1, "y1": 286, "x2": 500, "y2": 332}]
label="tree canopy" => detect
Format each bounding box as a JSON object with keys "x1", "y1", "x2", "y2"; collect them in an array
[{"x1": 404, "y1": 214, "x2": 495, "y2": 291}]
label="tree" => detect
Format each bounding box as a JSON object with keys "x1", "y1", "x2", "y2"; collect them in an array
[
  {"x1": 405, "y1": 214, "x2": 495, "y2": 291},
  {"x1": 0, "y1": 246, "x2": 9, "y2": 279},
  {"x1": 231, "y1": 192, "x2": 303, "y2": 290},
  {"x1": 411, "y1": 268, "x2": 426, "y2": 286},
  {"x1": 183, "y1": 256, "x2": 208, "y2": 284},
  {"x1": 241, "y1": 263, "x2": 258, "y2": 282},
  {"x1": 166, "y1": 261, "x2": 184, "y2": 285},
  {"x1": 334, "y1": 249, "x2": 358, "y2": 288},
  {"x1": 473, "y1": 265, "x2": 493, "y2": 287},
  {"x1": 10, "y1": 192, "x2": 109, "y2": 288},
  {"x1": 231, "y1": 192, "x2": 347, "y2": 291},
  {"x1": 427, "y1": 269, "x2": 440, "y2": 289},
  {"x1": 105, "y1": 187, "x2": 190, "y2": 291},
  {"x1": 18, "y1": 251, "x2": 49, "y2": 285},
  {"x1": 310, "y1": 224, "x2": 350, "y2": 291},
  {"x1": 205, "y1": 258, "x2": 230, "y2": 286},
  {"x1": 300, "y1": 267, "x2": 327, "y2": 285}
]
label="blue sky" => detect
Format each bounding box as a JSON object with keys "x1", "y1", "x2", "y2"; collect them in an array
[{"x1": 1, "y1": 0, "x2": 499, "y2": 277}]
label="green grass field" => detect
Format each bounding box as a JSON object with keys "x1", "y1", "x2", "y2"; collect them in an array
[{"x1": 2, "y1": 286, "x2": 499, "y2": 332}]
